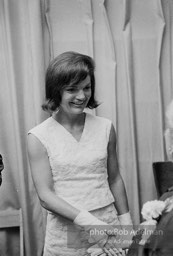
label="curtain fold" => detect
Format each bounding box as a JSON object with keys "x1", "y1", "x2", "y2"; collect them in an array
[
  {"x1": 121, "y1": 0, "x2": 140, "y2": 223},
  {"x1": 92, "y1": 0, "x2": 117, "y2": 125},
  {"x1": 155, "y1": 0, "x2": 166, "y2": 159},
  {"x1": 160, "y1": 0, "x2": 173, "y2": 116},
  {"x1": 78, "y1": 0, "x2": 94, "y2": 57},
  {"x1": 44, "y1": 0, "x2": 54, "y2": 62}
]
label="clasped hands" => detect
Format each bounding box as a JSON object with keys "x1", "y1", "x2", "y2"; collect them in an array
[
  {"x1": 74, "y1": 210, "x2": 133, "y2": 256},
  {"x1": 85, "y1": 219, "x2": 157, "y2": 256},
  {"x1": 85, "y1": 218, "x2": 157, "y2": 255},
  {"x1": 86, "y1": 224, "x2": 132, "y2": 256}
]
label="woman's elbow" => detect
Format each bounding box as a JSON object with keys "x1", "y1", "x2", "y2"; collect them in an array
[
  {"x1": 37, "y1": 190, "x2": 53, "y2": 210},
  {"x1": 39, "y1": 197, "x2": 48, "y2": 209},
  {"x1": 108, "y1": 174, "x2": 123, "y2": 187}
]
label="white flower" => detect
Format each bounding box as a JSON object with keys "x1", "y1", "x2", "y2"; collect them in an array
[
  {"x1": 141, "y1": 200, "x2": 166, "y2": 221},
  {"x1": 139, "y1": 197, "x2": 173, "y2": 246}
]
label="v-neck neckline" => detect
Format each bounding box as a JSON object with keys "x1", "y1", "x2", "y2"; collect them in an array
[{"x1": 51, "y1": 112, "x2": 87, "y2": 143}]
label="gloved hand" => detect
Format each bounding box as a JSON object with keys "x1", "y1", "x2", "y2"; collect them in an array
[
  {"x1": 118, "y1": 212, "x2": 133, "y2": 228},
  {"x1": 104, "y1": 247, "x2": 126, "y2": 256},
  {"x1": 87, "y1": 244, "x2": 126, "y2": 256},
  {"x1": 74, "y1": 210, "x2": 118, "y2": 247},
  {"x1": 116, "y1": 212, "x2": 133, "y2": 249},
  {"x1": 87, "y1": 244, "x2": 106, "y2": 256},
  {"x1": 100, "y1": 212, "x2": 133, "y2": 252}
]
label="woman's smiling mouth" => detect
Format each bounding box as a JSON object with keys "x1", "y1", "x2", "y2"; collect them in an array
[{"x1": 71, "y1": 102, "x2": 85, "y2": 107}]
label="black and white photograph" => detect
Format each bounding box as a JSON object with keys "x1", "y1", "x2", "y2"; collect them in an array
[{"x1": 0, "y1": 0, "x2": 173, "y2": 255}]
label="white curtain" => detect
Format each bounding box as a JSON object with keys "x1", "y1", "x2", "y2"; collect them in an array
[
  {"x1": 0, "y1": 0, "x2": 48, "y2": 255},
  {"x1": 0, "y1": 0, "x2": 173, "y2": 255}
]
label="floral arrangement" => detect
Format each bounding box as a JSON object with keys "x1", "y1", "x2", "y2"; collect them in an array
[
  {"x1": 141, "y1": 200, "x2": 166, "y2": 221},
  {"x1": 134, "y1": 196, "x2": 173, "y2": 246},
  {"x1": 141, "y1": 197, "x2": 173, "y2": 222}
]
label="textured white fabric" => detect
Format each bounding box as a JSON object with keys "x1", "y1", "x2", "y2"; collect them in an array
[
  {"x1": 74, "y1": 210, "x2": 108, "y2": 245},
  {"x1": 28, "y1": 112, "x2": 115, "y2": 211},
  {"x1": 44, "y1": 203, "x2": 119, "y2": 256},
  {"x1": 28, "y1": 112, "x2": 117, "y2": 255}
]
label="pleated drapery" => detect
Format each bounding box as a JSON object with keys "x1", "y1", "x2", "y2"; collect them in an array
[
  {"x1": 0, "y1": 0, "x2": 47, "y2": 255},
  {"x1": 0, "y1": 0, "x2": 173, "y2": 255}
]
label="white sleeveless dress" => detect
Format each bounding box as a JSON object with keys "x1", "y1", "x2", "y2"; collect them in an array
[{"x1": 28, "y1": 113, "x2": 120, "y2": 256}]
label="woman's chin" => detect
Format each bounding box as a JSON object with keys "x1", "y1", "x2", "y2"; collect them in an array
[
  {"x1": 71, "y1": 108, "x2": 85, "y2": 115},
  {"x1": 69, "y1": 105, "x2": 86, "y2": 113}
]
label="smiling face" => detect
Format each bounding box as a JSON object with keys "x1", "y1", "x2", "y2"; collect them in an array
[
  {"x1": 59, "y1": 75, "x2": 91, "y2": 115},
  {"x1": 43, "y1": 52, "x2": 99, "y2": 112}
]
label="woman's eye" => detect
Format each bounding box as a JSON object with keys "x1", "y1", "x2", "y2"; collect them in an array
[
  {"x1": 84, "y1": 86, "x2": 91, "y2": 90},
  {"x1": 66, "y1": 88, "x2": 77, "y2": 93}
]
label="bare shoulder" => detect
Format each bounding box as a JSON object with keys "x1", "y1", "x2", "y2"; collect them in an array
[{"x1": 27, "y1": 134, "x2": 47, "y2": 160}]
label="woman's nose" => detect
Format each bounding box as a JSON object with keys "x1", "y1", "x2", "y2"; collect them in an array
[{"x1": 76, "y1": 90, "x2": 85, "y2": 100}]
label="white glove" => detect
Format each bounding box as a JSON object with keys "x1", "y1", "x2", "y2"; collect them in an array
[
  {"x1": 87, "y1": 244, "x2": 125, "y2": 256},
  {"x1": 74, "y1": 210, "x2": 116, "y2": 246},
  {"x1": 115, "y1": 212, "x2": 133, "y2": 248},
  {"x1": 118, "y1": 212, "x2": 133, "y2": 227},
  {"x1": 87, "y1": 244, "x2": 106, "y2": 256}
]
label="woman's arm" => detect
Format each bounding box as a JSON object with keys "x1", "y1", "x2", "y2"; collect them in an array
[
  {"x1": 107, "y1": 124, "x2": 129, "y2": 215},
  {"x1": 27, "y1": 134, "x2": 80, "y2": 221},
  {"x1": 105, "y1": 124, "x2": 133, "y2": 250}
]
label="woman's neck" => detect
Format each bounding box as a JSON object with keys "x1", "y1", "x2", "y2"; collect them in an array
[{"x1": 53, "y1": 110, "x2": 85, "y2": 128}]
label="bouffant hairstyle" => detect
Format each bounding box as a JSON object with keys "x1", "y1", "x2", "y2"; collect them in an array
[{"x1": 42, "y1": 51, "x2": 99, "y2": 112}]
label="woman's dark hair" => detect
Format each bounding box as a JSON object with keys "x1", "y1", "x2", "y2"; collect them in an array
[{"x1": 42, "y1": 51, "x2": 99, "y2": 112}]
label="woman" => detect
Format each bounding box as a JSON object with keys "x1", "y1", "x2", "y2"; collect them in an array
[{"x1": 27, "y1": 51, "x2": 133, "y2": 255}]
